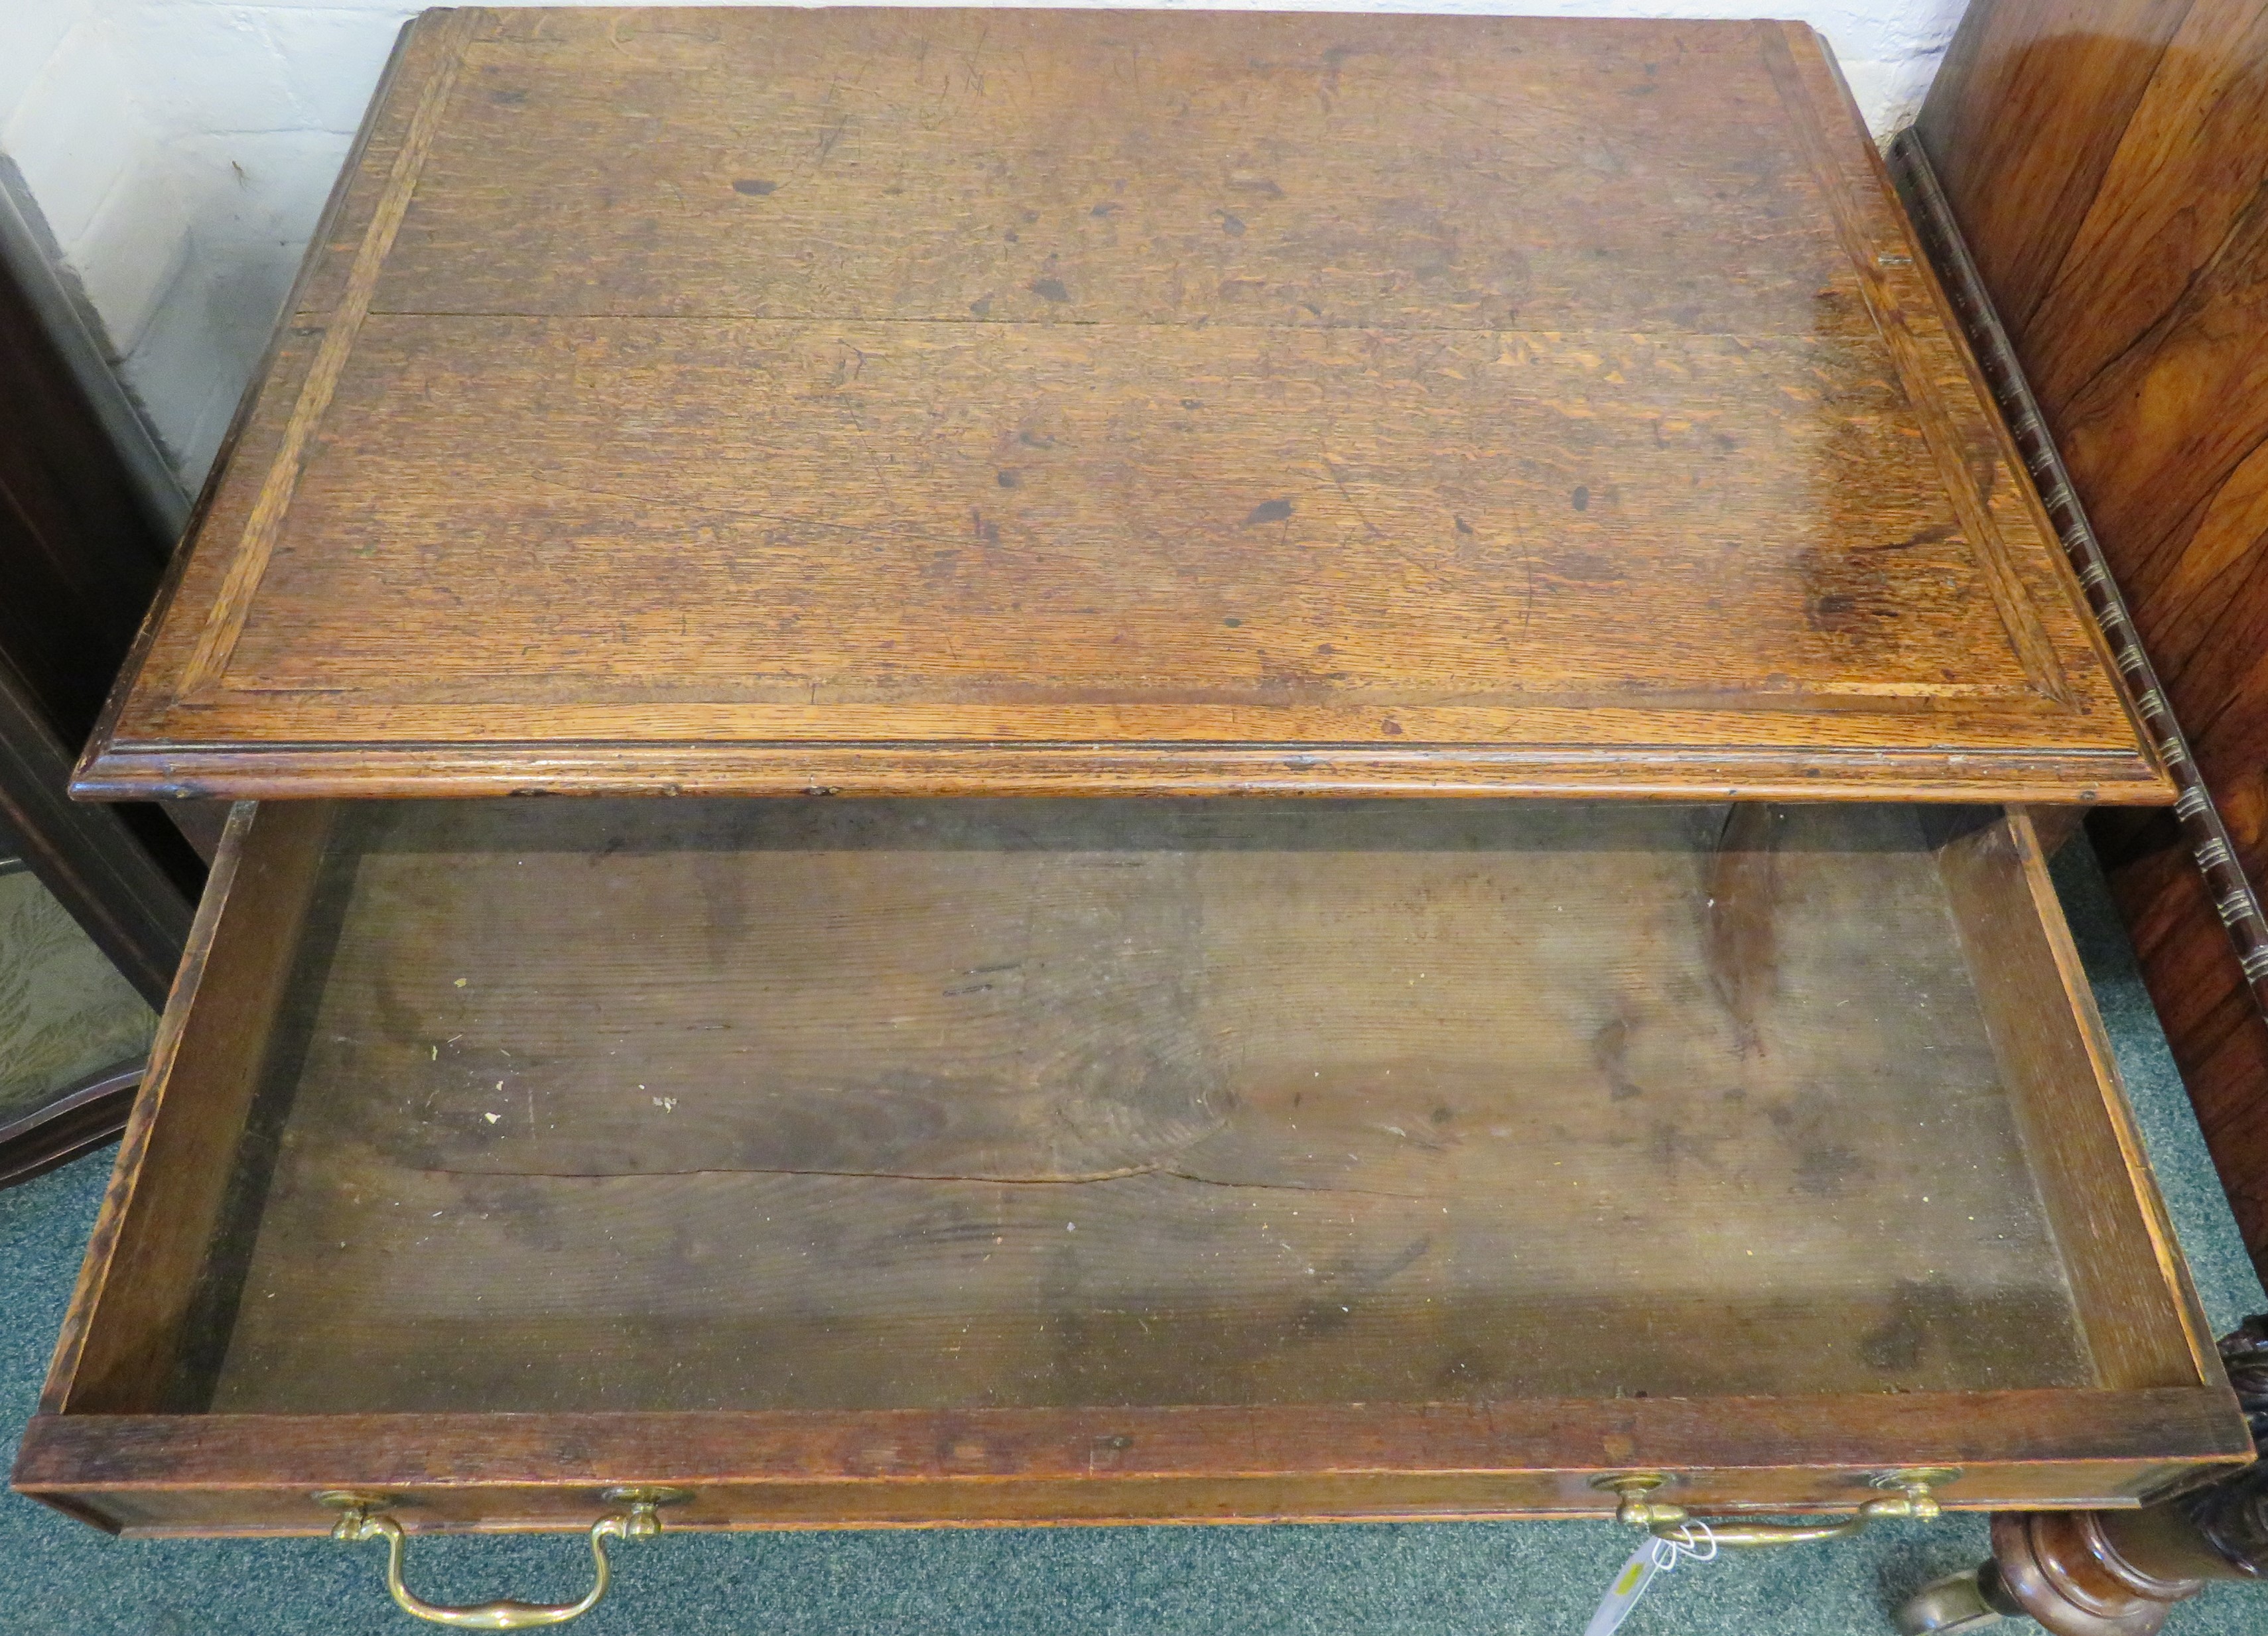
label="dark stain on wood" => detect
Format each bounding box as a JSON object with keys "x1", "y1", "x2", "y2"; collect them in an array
[
  {"x1": 72, "y1": 9, "x2": 2165, "y2": 802},
  {"x1": 119, "y1": 797, "x2": 2100, "y2": 1416},
  {"x1": 1591, "y1": 1015, "x2": 1646, "y2": 1101},
  {"x1": 1705, "y1": 804, "x2": 1782, "y2": 1056}
]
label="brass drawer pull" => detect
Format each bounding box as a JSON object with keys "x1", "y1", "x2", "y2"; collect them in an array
[
  {"x1": 1597, "y1": 1469, "x2": 1958, "y2": 1549},
  {"x1": 318, "y1": 1487, "x2": 685, "y2": 1629}
]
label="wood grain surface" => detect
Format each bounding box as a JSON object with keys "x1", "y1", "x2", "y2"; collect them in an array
[
  {"x1": 22, "y1": 794, "x2": 2249, "y2": 1530},
  {"x1": 77, "y1": 8, "x2": 2157, "y2": 800},
  {"x1": 15, "y1": 1392, "x2": 2255, "y2": 1535},
  {"x1": 1936, "y1": 808, "x2": 2216, "y2": 1393},
  {"x1": 1916, "y1": 0, "x2": 2268, "y2": 1268},
  {"x1": 181, "y1": 798, "x2": 2089, "y2": 1413}
]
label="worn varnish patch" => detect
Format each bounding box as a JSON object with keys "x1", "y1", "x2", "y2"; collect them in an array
[
  {"x1": 231, "y1": 322, "x2": 2011, "y2": 705},
  {"x1": 195, "y1": 799, "x2": 2090, "y2": 1413},
  {"x1": 80, "y1": 9, "x2": 2161, "y2": 799}
]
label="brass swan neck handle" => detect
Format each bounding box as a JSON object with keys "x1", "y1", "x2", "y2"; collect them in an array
[
  {"x1": 319, "y1": 1486, "x2": 686, "y2": 1629},
  {"x1": 1596, "y1": 1468, "x2": 1959, "y2": 1550}
]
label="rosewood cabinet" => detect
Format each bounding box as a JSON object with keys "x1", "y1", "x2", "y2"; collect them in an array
[
  {"x1": 13, "y1": 8, "x2": 2251, "y2": 1627},
  {"x1": 1908, "y1": 0, "x2": 2268, "y2": 1280}
]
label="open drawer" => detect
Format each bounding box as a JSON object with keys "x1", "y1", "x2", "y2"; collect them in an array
[{"x1": 14, "y1": 798, "x2": 2250, "y2": 1541}]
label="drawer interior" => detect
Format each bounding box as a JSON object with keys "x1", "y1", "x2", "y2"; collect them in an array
[{"x1": 89, "y1": 797, "x2": 2203, "y2": 1421}]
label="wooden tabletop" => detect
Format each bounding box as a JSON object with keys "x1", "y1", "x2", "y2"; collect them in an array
[{"x1": 80, "y1": 7, "x2": 2164, "y2": 801}]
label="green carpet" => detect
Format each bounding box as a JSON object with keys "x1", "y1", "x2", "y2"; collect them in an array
[{"x1": 3, "y1": 840, "x2": 2261, "y2": 1635}]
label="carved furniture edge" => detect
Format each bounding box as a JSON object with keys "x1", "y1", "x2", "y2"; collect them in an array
[{"x1": 1887, "y1": 129, "x2": 2268, "y2": 1024}]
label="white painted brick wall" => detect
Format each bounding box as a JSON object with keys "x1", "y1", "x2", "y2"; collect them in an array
[{"x1": 3, "y1": 0, "x2": 1970, "y2": 487}]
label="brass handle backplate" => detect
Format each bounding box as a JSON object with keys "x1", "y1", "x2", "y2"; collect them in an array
[
  {"x1": 319, "y1": 1487, "x2": 686, "y2": 1629},
  {"x1": 1594, "y1": 1468, "x2": 1960, "y2": 1549}
]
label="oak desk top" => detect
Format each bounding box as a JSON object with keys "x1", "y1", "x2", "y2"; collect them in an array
[{"x1": 79, "y1": 7, "x2": 2162, "y2": 802}]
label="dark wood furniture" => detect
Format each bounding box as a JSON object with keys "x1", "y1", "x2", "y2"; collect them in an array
[
  {"x1": 1911, "y1": 0, "x2": 2268, "y2": 1272},
  {"x1": 0, "y1": 167, "x2": 201, "y2": 1184},
  {"x1": 13, "y1": 9, "x2": 2247, "y2": 1627},
  {"x1": 1896, "y1": 1316, "x2": 2268, "y2": 1635},
  {"x1": 0, "y1": 1060, "x2": 145, "y2": 1191}
]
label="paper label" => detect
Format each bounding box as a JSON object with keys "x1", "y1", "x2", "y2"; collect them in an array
[{"x1": 1581, "y1": 1523, "x2": 1715, "y2": 1636}]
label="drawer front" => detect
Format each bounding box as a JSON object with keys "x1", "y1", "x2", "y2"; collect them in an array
[
  {"x1": 15, "y1": 799, "x2": 2249, "y2": 1535},
  {"x1": 13, "y1": 1403, "x2": 2243, "y2": 1537}
]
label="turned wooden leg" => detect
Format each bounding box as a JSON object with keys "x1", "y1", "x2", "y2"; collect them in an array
[
  {"x1": 1896, "y1": 1318, "x2": 2267, "y2": 1634},
  {"x1": 1985, "y1": 1508, "x2": 2220, "y2": 1635}
]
